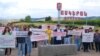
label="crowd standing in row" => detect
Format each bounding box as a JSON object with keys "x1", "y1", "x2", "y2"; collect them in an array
[{"x1": 0, "y1": 24, "x2": 100, "y2": 56}]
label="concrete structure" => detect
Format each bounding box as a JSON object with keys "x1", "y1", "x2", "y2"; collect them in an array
[
  {"x1": 0, "y1": 49, "x2": 5, "y2": 56},
  {"x1": 38, "y1": 44, "x2": 77, "y2": 56}
]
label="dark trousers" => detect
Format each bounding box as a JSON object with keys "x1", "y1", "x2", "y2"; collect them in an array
[
  {"x1": 32, "y1": 41, "x2": 37, "y2": 48},
  {"x1": 25, "y1": 44, "x2": 27, "y2": 55},
  {"x1": 95, "y1": 42, "x2": 100, "y2": 52},
  {"x1": 83, "y1": 42, "x2": 89, "y2": 52},
  {"x1": 89, "y1": 42, "x2": 94, "y2": 50},
  {"x1": 5, "y1": 48, "x2": 12, "y2": 55},
  {"x1": 53, "y1": 37, "x2": 62, "y2": 44},
  {"x1": 56, "y1": 40, "x2": 62, "y2": 44}
]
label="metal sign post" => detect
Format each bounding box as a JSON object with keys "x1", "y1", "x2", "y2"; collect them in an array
[
  {"x1": 58, "y1": 10, "x2": 60, "y2": 24},
  {"x1": 73, "y1": 15, "x2": 75, "y2": 25},
  {"x1": 57, "y1": 3, "x2": 62, "y2": 24},
  {"x1": 84, "y1": 11, "x2": 88, "y2": 25}
]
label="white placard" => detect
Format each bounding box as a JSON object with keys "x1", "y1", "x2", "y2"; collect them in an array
[
  {"x1": 30, "y1": 28, "x2": 45, "y2": 32},
  {"x1": 68, "y1": 30, "x2": 82, "y2": 36},
  {"x1": 15, "y1": 31, "x2": 28, "y2": 37},
  {"x1": 0, "y1": 35, "x2": 15, "y2": 48},
  {"x1": 31, "y1": 33, "x2": 48, "y2": 41},
  {"x1": 83, "y1": 25, "x2": 94, "y2": 29},
  {"x1": 72, "y1": 30, "x2": 82, "y2": 36},
  {"x1": 0, "y1": 27, "x2": 5, "y2": 32},
  {"x1": 30, "y1": 28, "x2": 48, "y2": 41},
  {"x1": 82, "y1": 32, "x2": 94, "y2": 42},
  {"x1": 53, "y1": 32, "x2": 66, "y2": 37},
  {"x1": 68, "y1": 30, "x2": 74, "y2": 35}
]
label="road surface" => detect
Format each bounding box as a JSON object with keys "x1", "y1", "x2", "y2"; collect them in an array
[{"x1": 10, "y1": 48, "x2": 100, "y2": 56}]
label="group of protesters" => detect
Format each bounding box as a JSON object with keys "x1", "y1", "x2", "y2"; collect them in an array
[{"x1": 0, "y1": 24, "x2": 100, "y2": 56}]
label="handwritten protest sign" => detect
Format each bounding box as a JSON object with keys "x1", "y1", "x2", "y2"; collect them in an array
[
  {"x1": 31, "y1": 34, "x2": 48, "y2": 41},
  {"x1": 30, "y1": 28, "x2": 48, "y2": 41},
  {"x1": 0, "y1": 35, "x2": 15, "y2": 48},
  {"x1": 83, "y1": 25, "x2": 94, "y2": 29},
  {"x1": 0, "y1": 27, "x2": 5, "y2": 34},
  {"x1": 82, "y1": 32, "x2": 94, "y2": 42},
  {"x1": 68, "y1": 30, "x2": 82, "y2": 36},
  {"x1": 53, "y1": 32, "x2": 66, "y2": 37},
  {"x1": 15, "y1": 31, "x2": 28, "y2": 37}
]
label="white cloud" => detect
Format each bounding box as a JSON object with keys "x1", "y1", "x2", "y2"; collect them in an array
[{"x1": 0, "y1": 0, "x2": 100, "y2": 19}]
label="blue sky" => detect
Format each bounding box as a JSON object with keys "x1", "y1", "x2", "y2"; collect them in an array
[{"x1": 0, "y1": 0, "x2": 100, "y2": 19}]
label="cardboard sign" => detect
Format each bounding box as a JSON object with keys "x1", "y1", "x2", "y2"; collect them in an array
[
  {"x1": 30, "y1": 28, "x2": 48, "y2": 41},
  {"x1": 0, "y1": 27, "x2": 5, "y2": 32},
  {"x1": 0, "y1": 35, "x2": 15, "y2": 48},
  {"x1": 82, "y1": 32, "x2": 94, "y2": 42},
  {"x1": 72, "y1": 30, "x2": 82, "y2": 36},
  {"x1": 53, "y1": 32, "x2": 66, "y2": 37},
  {"x1": 68, "y1": 30, "x2": 82, "y2": 36},
  {"x1": 31, "y1": 33, "x2": 48, "y2": 41},
  {"x1": 15, "y1": 31, "x2": 28, "y2": 37},
  {"x1": 30, "y1": 28, "x2": 45, "y2": 32},
  {"x1": 83, "y1": 25, "x2": 94, "y2": 29},
  {"x1": 68, "y1": 30, "x2": 73, "y2": 35}
]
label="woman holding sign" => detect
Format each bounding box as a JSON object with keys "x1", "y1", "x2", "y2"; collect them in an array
[
  {"x1": 2, "y1": 27, "x2": 12, "y2": 56},
  {"x1": 24, "y1": 27, "x2": 32, "y2": 56}
]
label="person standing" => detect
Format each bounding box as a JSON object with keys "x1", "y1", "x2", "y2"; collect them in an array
[
  {"x1": 64, "y1": 26, "x2": 71, "y2": 44},
  {"x1": 25, "y1": 27, "x2": 32, "y2": 56},
  {"x1": 73, "y1": 27, "x2": 81, "y2": 51},
  {"x1": 45, "y1": 26, "x2": 52, "y2": 44},
  {"x1": 94, "y1": 30, "x2": 100, "y2": 52},
  {"x1": 2, "y1": 27, "x2": 12, "y2": 56},
  {"x1": 88, "y1": 27, "x2": 94, "y2": 50},
  {"x1": 53, "y1": 24, "x2": 63, "y2": 44},
  {"x1": 82, "y1": 29, "x2": 90, "y2": 52},
  {"x1": 17, "y1": 26, "x2": 26, "y2": 56}
]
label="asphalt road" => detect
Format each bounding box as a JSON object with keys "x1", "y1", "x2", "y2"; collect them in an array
[{"x1": 10, "y1": 48, "x2": 100, "y2": 56}]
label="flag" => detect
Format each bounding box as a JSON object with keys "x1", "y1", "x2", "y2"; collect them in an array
[
  {"x1": 61, "y1": 10, "x2": 64, "y2": 15},
  {"x1": 80, "y1": 11, "x2": 83, "y2": 16},
  {"x1": 65, "y1": 11, "x2": 68, "y2": 15},
  {"x1": 76, "y1": 11, "x2": 79, "y2": 16}
]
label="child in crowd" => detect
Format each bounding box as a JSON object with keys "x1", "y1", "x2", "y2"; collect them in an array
[{"x1": 45, "y1": 26, "x2": 52, "y2": 44}]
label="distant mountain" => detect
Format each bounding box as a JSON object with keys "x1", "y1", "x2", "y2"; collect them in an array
[
  {"x1": 83, "y1": 16, "x2": 100, "y2": 20},
  {"x1": 0, "y1": 19, "x2": 20, "y2": 25},
  {"x1": 31, "y1": 18, "x2": 45, "y2": 21}
]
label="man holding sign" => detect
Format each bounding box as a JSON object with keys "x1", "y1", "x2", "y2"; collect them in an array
[
  {"x1": 82, "y1": 29, "x2": 94, "y2": 52},
  {"x1": 53, "y1": 24, "x2": 64, "y2": 44}
]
